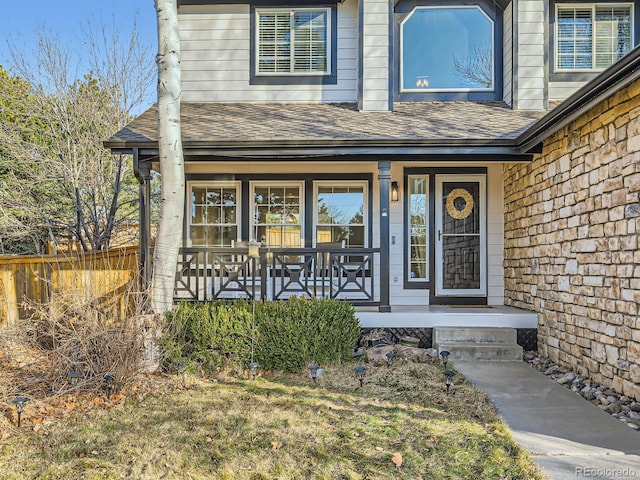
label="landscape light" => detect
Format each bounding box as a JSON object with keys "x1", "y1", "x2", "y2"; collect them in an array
[
  {"x1": 309, "y1": 365, "x2": 320, "y2": 383},
  {"x1": 354, "y1": 365, "x2": 366, "y2": 387},
  {"x1": 444, "y1": 370, "x2": 455, "y2": 394},
  {"x1": 13, "y1": 397, "x2": 27, "y2": 428},
  {"x1": 440, "y1": 350, "x2": 450, "y2": 367},
  {"x1": 69, "y1": 371, "x2": 82, "y2": 386},
  {"x1": 385, "y1": 352, "x2": 396, "y2": 367},
  {"x1": 104, "y1": 374, "x2": 115, "y2": 399}
]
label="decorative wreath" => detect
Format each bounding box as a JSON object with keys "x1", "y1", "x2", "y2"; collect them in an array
[{"x1": 446, "y1": 188, "x2": 474, "y2": 220}]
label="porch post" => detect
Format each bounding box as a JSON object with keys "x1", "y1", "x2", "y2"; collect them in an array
[
  {"x1": 134, "y1": 149, "x2": 152, "y2": 290},
  {"x1": 378, "y1": 160, "x2": 391, "y2": 312}
]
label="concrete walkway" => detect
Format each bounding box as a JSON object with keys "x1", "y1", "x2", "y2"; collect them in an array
[{"x1": 454, "y1": 361, "x2": 640, "y2": 480}]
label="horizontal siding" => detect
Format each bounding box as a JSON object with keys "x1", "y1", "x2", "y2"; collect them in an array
[
  {"x1": 549, "y1": 81, "x2": 586, "y2": 101},
  {"x1": 179, "y1": 0, "x2": 358, "y2": 103},
  {"x1": 361, "y1": 0, "x2": 390, "y2": 111},
  {"x1": 515, "y1": 0, "x2": 546, "y2": 109}
]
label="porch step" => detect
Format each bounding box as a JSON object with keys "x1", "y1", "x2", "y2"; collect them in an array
[{"x1": 434, "y1": 327, "x2": 523, "y2": 361}]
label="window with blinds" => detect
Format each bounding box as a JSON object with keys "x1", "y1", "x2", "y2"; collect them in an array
[
  {"x1": 257, "y1": 9, "x2": 329, "y2": 75},
  {"x1": 556, "y1": 3, "x2": 633, "y2": 71}
]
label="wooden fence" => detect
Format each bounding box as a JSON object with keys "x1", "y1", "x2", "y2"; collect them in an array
[{"x1": 0, "y1": 246, "x2": 140, "y2": 325}]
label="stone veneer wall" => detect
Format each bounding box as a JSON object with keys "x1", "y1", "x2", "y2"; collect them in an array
[{"x1": 503, "y1": 78, "x2": 640, "y2": 401}]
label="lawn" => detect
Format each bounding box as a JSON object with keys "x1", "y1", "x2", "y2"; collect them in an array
[{"x1": 0, "y1": 361, "x2": 544, "y2": 480}]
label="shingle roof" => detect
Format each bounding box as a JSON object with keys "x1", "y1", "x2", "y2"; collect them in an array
[{"x1": 106, "y1": 101, "x2": 548, "y2": 150}]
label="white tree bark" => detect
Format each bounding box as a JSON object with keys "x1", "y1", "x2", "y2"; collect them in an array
[{"x1": 152, "y1": 0, "x2": 184, "y2": 314}]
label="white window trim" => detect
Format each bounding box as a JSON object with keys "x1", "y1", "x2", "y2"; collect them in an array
[
  {"x1": 400, "y1": 5, "x2": 496, "y2": 93},
  {"x1": 313, "y1": 180, "x2": 368, "y2": 247},
  {"x1": 250, "y1": 181, "x2": 305, "y2": 247},
  {"x1": 407, "y1": 175, "x2": 429, "y2": 282},
  {"x1": 187, "y1": 181, "x2": 241, "y2": 247},
  {"x1": 255, "y1": 7, "x2": 332, "y2": 76},
  {"x1": 554, "y1": 3, "x2": 634, "y2": 72}
]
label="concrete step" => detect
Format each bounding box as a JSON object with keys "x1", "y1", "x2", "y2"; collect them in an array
[
  {"x1": 437, "y1": 342, "x2": 523, "y2": 361},
  {"x1": 434, "y1": 326, "x2": 517, "y2": 345},
  {"x1": 434, "y1": 327, "x2": 523, "y2": 361}
]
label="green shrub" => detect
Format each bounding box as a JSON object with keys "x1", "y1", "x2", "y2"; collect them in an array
[{"x1": 162, "y1": 297, "x2": 360, "y2": 374}]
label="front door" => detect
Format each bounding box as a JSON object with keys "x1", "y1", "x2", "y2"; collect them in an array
[{"x1": 434, "y1": 175, "x2": 486, "y2": 298}]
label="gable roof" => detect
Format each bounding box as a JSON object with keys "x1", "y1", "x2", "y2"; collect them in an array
[{"x1": 105, "y1": 101, "x2": 546, "y2": 158}]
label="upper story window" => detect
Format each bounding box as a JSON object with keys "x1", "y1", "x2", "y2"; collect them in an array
[
  {"x1": 555, "y1": 3, "x2": 633, "y2": 70},
  {"x1": 400, "y1": 6, "x2": 495, "y2": 92},
  {"x1": 256, "y1": 8, "x2": 330, "y2": 75}
]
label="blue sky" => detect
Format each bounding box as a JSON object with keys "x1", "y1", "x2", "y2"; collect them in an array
[{"x1": 0, "y1": 0, "x2": 157, "y2": 71}]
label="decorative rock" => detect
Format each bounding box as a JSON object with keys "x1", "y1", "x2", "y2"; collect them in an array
[
  {"x1": 365, "y1": 345, "x2": 395, "y2": 366},
  {"x1": 628, "y1": 423, "x2": 639, "y2": 430},
  {"x1": 607, "y1": 404, "x2": 622, "y2": 414},
  {"x1": 544, "y1": 366, "x2": 559, "y2": 375},
  {"x1": 524, "y1": 353, "x2": 535, "y2": 361},
  {"x1": 630, "y1": 403, "x2": 640, "y2": 413},
  {"x1": 557, "y1": 372, "x2": 576, "y2": 385},
  {"x1": 394, "y1": 344, "x2": 433, "y2": 364}
]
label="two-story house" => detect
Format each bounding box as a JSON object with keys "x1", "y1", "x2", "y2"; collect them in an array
[{"x1": 105, "y1": 0, "x2": 638, "y2": 352}]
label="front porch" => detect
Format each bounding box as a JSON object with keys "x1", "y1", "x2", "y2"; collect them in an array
[
  {"x1": 356, "y1": 305, "x2": 538, "y2": 329},
  {"x1": 173, "y1": 245, "x2": 381, "y2": 306}
]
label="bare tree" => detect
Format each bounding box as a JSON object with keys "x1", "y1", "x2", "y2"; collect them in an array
[
  {"x1": 453, "y1": 43, "x2": 494, "y2": 89},
  {"x1": 151, "y1": 0, "x2": 184, "y2": 314},
  {"x1": 0, "y1": 22, "x2": 154, "y2": 254}
]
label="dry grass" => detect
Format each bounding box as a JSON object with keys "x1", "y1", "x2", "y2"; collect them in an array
[{"x1": 0, "y1": 359, "x2": 545, "y2": 480}]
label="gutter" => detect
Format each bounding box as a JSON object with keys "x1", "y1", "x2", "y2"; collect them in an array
[{"x1": 516, "y1": 45, "x2": 640, "y2": 153}]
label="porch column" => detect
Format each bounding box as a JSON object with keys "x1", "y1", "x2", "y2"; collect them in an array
[
  {"x1": 134, "y1": 149, "x2": 152, "y2": 290},
  {"x1": 378, "y1": 160, "x2": 391, "y2": 312}
]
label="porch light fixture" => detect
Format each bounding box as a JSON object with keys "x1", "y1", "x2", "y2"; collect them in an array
[
  {"x1": 391, "y1": 182, "x2": 399, "y2": 202},
  {"x1": 386, "y1": 352, "x2": 396, "y2": 367},
  {"x1": 177, "y1": 360, "x2": 186, "y2": 388},
  {"x1": 440, "y1": 350, "x2": 450, "y2": 367},
  {"x1": 13, "y1": 397, "x2": 27, "y2": 428},
  {"x1": 104, "y1": 374, "x2": 115, "y2": 399},
  {"x1": 444, "y1": 370, "x2": 455, "y2": 394},
  {"x1": 309, "y1": 365, "x2": 320, "y2": 383},
  {"x1": 69, "y1": 371, "x2": 82, "y2": 386},
  {"x1": 249, "y1": 362, "x2": 259, "y2": 379},
  {"x1": 354, "y1": 365, "x2": 366, "y2": 387}
]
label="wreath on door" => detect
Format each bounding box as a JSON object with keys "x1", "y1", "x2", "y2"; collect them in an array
[{"x1": 446, "y1": 188, "x2": 474, "y2": 220}]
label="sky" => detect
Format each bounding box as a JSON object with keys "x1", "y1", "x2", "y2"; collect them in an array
[{"x1": 0, "y1": 0, "x2": 157, "y2": 73}]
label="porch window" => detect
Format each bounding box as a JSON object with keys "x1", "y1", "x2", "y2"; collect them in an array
[
  {"x1": 189, "y1": 183, "x2": 240, "y2": 247},
  {"x1": 315, "y1": 183, "x2": 366, "y2": 247},
  {"x1": 555, "y1": 4, "x2": 632, "y2": 70},
  {"x1": 400, "y1": 6, "x2": 495, "y2": 91},
  {"x1": 253, "y1": 183, "x2": 303, "y2": 247},
  {"x1": 256, "y1": 8, "x2": 330, "y2": 75},
  {"x1": 408, "y1": 176, "x2": 428, "y2": 281}
]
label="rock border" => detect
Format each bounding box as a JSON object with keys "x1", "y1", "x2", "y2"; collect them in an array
[{"x1": 524, "y1": 352, "x2": 640, "y2": 431}]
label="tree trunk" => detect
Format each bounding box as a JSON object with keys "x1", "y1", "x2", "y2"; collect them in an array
[{"x1": 152, "y1": 0, "x2": 184, "y2": 315}]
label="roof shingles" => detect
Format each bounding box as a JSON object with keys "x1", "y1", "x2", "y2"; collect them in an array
[{"x1": 106, "y1": 101, "x2": 547, "y2": 148}]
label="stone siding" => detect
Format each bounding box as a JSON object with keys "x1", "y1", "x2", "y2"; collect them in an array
[{"x1": 504, "y1": 78, "x2": 640, "y2": 401}]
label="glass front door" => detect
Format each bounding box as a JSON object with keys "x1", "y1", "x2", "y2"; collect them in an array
[{"x1": 435, "y1": 175, "x2": 486, "y2": 297}]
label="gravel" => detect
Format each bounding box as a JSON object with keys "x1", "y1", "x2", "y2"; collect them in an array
[{"x1": 524, "y1": 352, "x2": 640, "y2": 432}]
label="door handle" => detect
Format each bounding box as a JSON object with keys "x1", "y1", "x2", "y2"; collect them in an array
[{"x1": 438, "y1": 230, "x2": 442, "y2": 241}]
